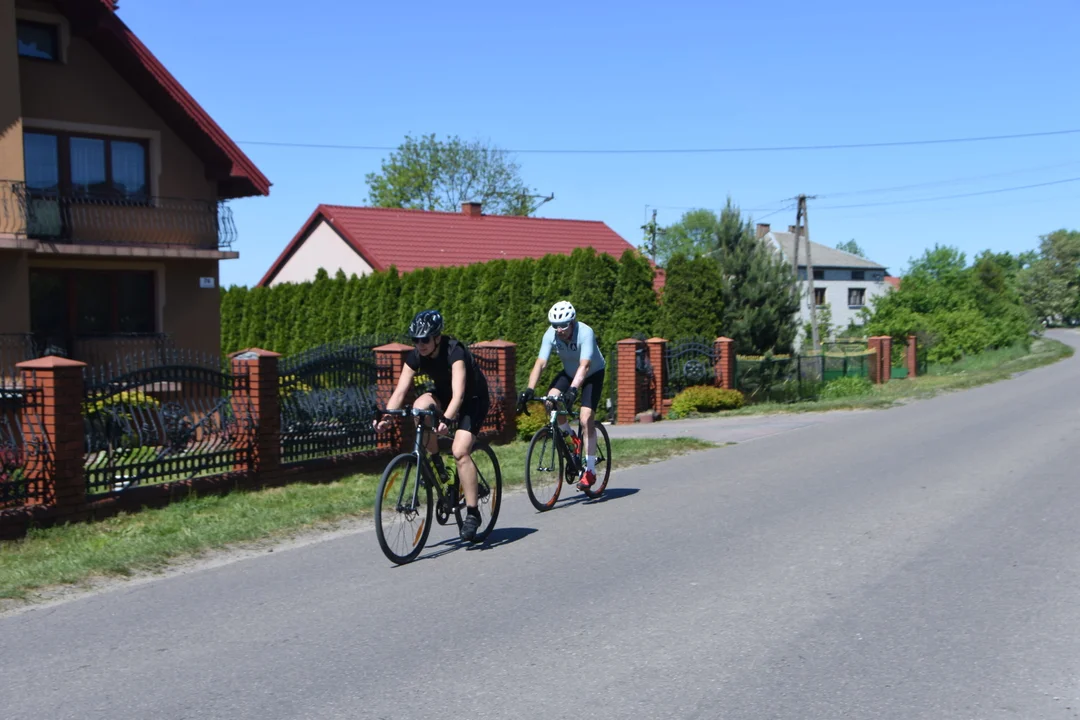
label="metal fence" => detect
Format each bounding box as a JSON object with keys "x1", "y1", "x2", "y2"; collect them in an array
[
  {"x1": 663, "y1": 338, "x2": 717, "y2": 399},
  {"x1": 0, "y1": 373, "x2": 49, "y2": 507},
  {"x1": 735, "y1": 352, "x2": 874, "y2": 402},
  {"x1": 469, "y1": 344, "x2": 506, "y2": 438},
  {"x1": 83, "y1": 359, "x2": 254, "y2": 494},
  {"x1": 279, "y1": 338, "x2": 382, "y2": 464}
]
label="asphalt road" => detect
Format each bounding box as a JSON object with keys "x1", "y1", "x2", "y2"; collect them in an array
[{"x1": 3, "y1": 331, "x2": 1080, "y2": 720}]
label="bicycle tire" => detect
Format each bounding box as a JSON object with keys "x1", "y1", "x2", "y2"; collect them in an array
[
  {"x1": 375, "y1": 453, "x2": 433, "y2": 565},
  {"x1": 454, "y1": 441, "x2": 502, "y2": 542},
  {"x1": 525, "y1": 425, "x2": 563, "y2": 512},
  {"x1": 580, "y1": 421, "x2": 612, "y2": 499}
]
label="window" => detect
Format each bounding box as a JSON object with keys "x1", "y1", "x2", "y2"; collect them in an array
[
  {"x1": 23, "y1": 131, "x2": 149, "y2": 201},
  {"x1": 848, "y1": 288, "x2": 866, "y2": 307},
  {"x1": 30, "y1": 268, "x2": 156, "y2": 338},
  {"x1": 814, "y1": 287, "x2": 826, "y2": 306},
  {"x1": 16, "y1": 20, "x2": 58, "y2": 60},
  {"x1": 813, "y1": 269, "x2": 825, "y2": 280},
  {"x1": 851, "y1": 270, "x2": 865, "y2": 280}
]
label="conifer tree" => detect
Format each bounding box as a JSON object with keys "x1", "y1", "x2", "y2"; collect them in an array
[{"x1": 656, "y1": 254, "x2": 724, "y2": 340}]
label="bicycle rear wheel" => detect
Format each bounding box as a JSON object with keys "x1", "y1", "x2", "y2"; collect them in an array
[
  {"x1": 375, "y1": 453, "x2": 433, "y2": 564},
  {"x1": 525, "y1": 425, "x2": 563, "y2": 511},
  {"x1": 579, "y1": 421, "x2": 612, "y2": 499},
  {"x1": 454, "y1": 442, "x2": 502, "y2": 542}
]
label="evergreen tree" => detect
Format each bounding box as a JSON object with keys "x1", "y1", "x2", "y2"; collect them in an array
[
  {"x1": 375, "y1": 267, "x2": 402, "y2": 336},
  {"x1": 475, "y1": 259, "x2": 510, "y2": 341},
  {"x1": 238, "y1": 286, "x2": 270, "y2": 350},
  {"x1": 608, "y1": 249, "x2": 658, "y2": 341},
  {"x1": 220, "y1": 285, "x2": 247, "y2": 355},
  {"x1": 656, "y1": 253, "x2": 724, "y2": 340}
]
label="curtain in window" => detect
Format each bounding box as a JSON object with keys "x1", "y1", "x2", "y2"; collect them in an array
[
  {"x1": 70, "y1": 137, "x2": 106, "y2": 197},
  {"x1": 23, "y1": 133, "x2": 60, "y2": 193},
  {"x1": 111, "y1": 141, "x2": 147, "y2": 199}
]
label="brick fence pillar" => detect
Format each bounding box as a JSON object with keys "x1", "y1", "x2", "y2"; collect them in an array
[
  {"x1": 374, "y1": 343, "x2": 415, "y2": 452},
  {"x1": 906, "y1": 334, "x2": 918, "y2": 378},
  {"x1": 880, "y1": 335, "x2": 892, "y2": 384},
  {"x1": 616, "y1": 338, "x2": 645, "y2": 424},
  {"x1": 17, "y1": 356, "x2": 87, "y2": 517},
  {"x1": 471, "y1": 340, "x2": 517, "y2": 444},
  {"x1": 646, "y1": 337, "x2": 667, "y2": 416},
  {"x1": 867, "y1": 336, "x2": 886, "y2": 384},
  {"x1": 715, "y1": 337, "x2": 736, "y2": 390},
  {"x1": 229, "y1": 348, "x2": 282, "y2": 483}
]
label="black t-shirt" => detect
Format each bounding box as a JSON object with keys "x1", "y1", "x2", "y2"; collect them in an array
[{"x1": 403, "y1": 336, "x2": 488, "y2": 409}]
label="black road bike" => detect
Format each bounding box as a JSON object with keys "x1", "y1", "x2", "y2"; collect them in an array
[
  {"x1": 520, "y1": 394, "x2": 610, "y2": 512},
  {"x1": 374, "y1": 406, "x2": 502, "y2": 564}
]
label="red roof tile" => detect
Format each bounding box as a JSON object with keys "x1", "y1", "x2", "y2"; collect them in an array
[
  {"x1": 884, "y1": 274, "x2": 901, "y2": 289},
  {"x1": 259, "y1": 205, "x2": 648, "y2": 286},
  {"x1": 53, "y1": 0, "x2": 270, "y2": 199}
]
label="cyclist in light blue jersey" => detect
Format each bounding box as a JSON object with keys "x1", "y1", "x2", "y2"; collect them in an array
[{"x1": 519, "y1": 300, "x2": 606, "y2": 492}]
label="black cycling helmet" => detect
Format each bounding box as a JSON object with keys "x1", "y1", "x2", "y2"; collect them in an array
[{"x1": 408, "y1": 309, "x2": 444, "y2": 339}]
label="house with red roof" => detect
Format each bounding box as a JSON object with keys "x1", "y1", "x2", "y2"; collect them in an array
[
  {"x1": 1, "y1": 0, "x2": 270, "y2": 368},
  {"x1": 257, "y1": 201, "x2": 660, "y2": 289}
]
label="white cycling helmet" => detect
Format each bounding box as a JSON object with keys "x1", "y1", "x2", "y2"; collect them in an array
[{"x1": 548, "y1": 300, "x2": 576, "y2": 325}]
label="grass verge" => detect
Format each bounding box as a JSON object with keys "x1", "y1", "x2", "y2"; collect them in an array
[
  {"x1": 0, "y1": 436, "x2": 714, "y2": 602},
  {"x1": 713, "y1": 336, "x2": 1074, "y2": 417}
]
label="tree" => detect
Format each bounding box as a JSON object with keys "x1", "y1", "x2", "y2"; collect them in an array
[
  {"x1": 835, "y1": 239, "x2": 865, "y2": 257},
  {"x1": 656, "y1": 254, "x2": 725, "y2": 340},
  {"x1": 1018, "y1": 229, "x2": 1080, "y2": 325},
  {"x1": 364, "y1": 133, "x2": 538, "y2": 216},
  {"x1": 653, "y1": 209, "x2": 721, "y2": 265}
]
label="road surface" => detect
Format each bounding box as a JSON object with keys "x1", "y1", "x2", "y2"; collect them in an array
[{"x1": 3, "y1": 331, "x2": 1079, "y2": 719}]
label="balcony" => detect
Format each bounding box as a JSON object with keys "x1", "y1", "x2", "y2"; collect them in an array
[{"x1": 0, "y1": 181, "x2": 237, "y2": 252}]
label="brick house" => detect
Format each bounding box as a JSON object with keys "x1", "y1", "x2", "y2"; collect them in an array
[
  {"x1": 0, "y1": 0, "x2": 270, "y2": 368},
  {"x1": 256, "y1": 201, "x2": 660, "y2": 289}
]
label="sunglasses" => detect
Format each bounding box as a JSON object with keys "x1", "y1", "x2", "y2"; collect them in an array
[
  {"x1": 551, "y1": 323, "x2": 571, "y2": 331},
  {"x1": 412, "y1": 336, "x2": 434, "y2": 344}
]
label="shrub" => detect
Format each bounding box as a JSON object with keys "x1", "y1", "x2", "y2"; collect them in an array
[
  {"x1": 819, "y1": 376, "x2": 873, "y2": 399},
  {"x1": 669, "y1": 385, "x2": 744, "y2": 418},
  {"x1": 514, "y1": 401, "x2": 550, "y2": 441}
]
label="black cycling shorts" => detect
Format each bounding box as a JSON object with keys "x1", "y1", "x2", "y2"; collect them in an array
[
  {"x1": 455, "y1": 393, "x2": 490, "y2": 435},
  {"x1": 551, "y1": 369, "x2": 605, "y2": 410}
]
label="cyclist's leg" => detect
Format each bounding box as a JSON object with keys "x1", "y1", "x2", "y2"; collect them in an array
[
  {"x1": 548, "y1": 371, "x2": 573, "y2": 433},
  {"x1": 413, "y1": 392, "x2": 442, "y2": 456},
  {"x1": 576, "y1": 369, "x2": 604, "y2": 484},
  {"x1": 454, "y1": 394, "x2": 488, "y2": 540}
]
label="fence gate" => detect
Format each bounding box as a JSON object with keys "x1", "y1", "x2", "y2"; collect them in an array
[
  {"x1": 663, "y1": 341, "x2": 716, "y2": 398},
  {"x1": 279, "y1": 340, "x2": 381, "y2": 464},
  {"x1": 83, "y1": 362, "x2": 254, "y2": 493}
]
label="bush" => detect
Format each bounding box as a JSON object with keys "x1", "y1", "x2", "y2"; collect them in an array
[
  {"x1": 514, "y1": 401, "x2": 550, "y2": 441},
  {"x1": 669, "y1": 385, "x2": 744, "y2": 418},
  {"x1": 819, "y1": 376, "x2": 873, "y2": 399}
]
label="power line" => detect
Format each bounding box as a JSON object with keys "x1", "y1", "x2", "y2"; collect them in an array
[
  {"x1": 813, "y1": 176, "x2": 1080, "y2": 210},
  {"x1": 816, "y1": 160, "x2": 1080, "y2": 199},
  {"x1": 236, "y1": 128, "x2": 1080, "y2": 155}
]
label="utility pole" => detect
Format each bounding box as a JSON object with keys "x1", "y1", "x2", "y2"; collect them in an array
[
  {"x1": 641, "y1": 209, "x2": 666, "y2": 263},
  {"x1": 793, "y1": 194, "x2": 821, "y2": 353}
]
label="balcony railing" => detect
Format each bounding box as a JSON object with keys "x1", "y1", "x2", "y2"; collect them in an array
[{"x1": 0, "y1": 181, "x2": 237, "y2": 250}]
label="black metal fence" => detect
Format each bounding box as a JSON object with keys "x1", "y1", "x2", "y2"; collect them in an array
[
  {"x1": 0, "y1": 373, "x2": 49, "y2": 507},
  {"x1": 279, "y1": 338, "x2": 382, "y2": 464},
  {"x1": 470, "y1": 345, "x2": 507, "y2": 438},
  {"x1": 735, "y1": 352, "x2": 874, "y2": 402},
  {"x1": 82, "y1": 360, "x2": 254, "y2": 494},
  {"x1": 663, "y1": 338, "x2": 717, "y2": 399}
]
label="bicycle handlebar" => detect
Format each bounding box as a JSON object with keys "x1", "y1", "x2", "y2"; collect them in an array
[{"x1": 517, "y1": 395, "x2": 574, "y2": 416}]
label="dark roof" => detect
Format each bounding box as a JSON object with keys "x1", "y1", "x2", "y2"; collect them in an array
[
  {"x1": 52, "y1": 0, "x2": 270, "y2": 199},
  {"x1": 258, "y1": 204, "x2": 648, "y2": 286}
]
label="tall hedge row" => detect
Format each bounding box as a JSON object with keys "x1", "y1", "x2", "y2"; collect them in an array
[{"x1": 221, "y1": 248, "x2": 675, "y2": 414}]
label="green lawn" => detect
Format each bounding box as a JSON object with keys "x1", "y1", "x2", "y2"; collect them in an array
[
  {"x1": 0, "y1": 436, "x2": 715, "y2": 603},
  {"x1": 717, "y1": 336, "x2": 1074, "y2": 417}
]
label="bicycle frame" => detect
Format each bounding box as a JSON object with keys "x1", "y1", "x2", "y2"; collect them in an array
[
  {"x1": 381, "y1": 406, "x2": 453, "y2": 513},
  {"x1": 532, "y1": 394, "x2": 583, "y2": 474}
]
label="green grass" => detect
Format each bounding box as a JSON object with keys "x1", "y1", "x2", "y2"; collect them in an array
[
  {"x1": 0, "y1": 436, "x2": 714, "y2": 602},
  {"x1": 706, "y1": 336, "x2": 1074, "y2": 418}
]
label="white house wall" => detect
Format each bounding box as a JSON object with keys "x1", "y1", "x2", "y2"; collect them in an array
[
  {"x1": 268, "y1": 219, "x2": 374, "y2": 286},
  {"x1": 796, "y1": 276, "x2": 891, "y2": 337}
]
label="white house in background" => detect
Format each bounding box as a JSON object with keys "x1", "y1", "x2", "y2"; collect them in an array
[{"x1": 756, "y1": 223, "x2": 894, "y2": 337}]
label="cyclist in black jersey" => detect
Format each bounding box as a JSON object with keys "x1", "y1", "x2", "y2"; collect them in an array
[{"x1": 374, "y1": 310, "x2": 490, "y2": 541}]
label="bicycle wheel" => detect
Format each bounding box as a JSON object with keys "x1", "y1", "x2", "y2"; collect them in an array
[
  {"x1": 375, "y1": 453, "x2": 433, "y2": 565},
  {"x1": 525, "y1": 425, "x2": 563, "y2": 511},
  {"x1": 454, "y1": 442, "x2": 502, "y2": 542},
  {"x1": 579, "y1": 421, "x2": 612, "y2": 499}
]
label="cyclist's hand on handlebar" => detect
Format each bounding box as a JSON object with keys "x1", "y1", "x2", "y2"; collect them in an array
[{"x1": 564, "y1": 386, "x2": 578, "y2": 408}]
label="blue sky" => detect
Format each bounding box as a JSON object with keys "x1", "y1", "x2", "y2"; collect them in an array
[{"x1": 117, "y1": 0, "x2": 1078, "y2": 287}]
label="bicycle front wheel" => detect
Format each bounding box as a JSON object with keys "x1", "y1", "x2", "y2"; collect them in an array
[
  {"x1": 375, "y1": 453, "x2": 433, "y2": 564},
  {"x1": 455, "y1": 442, "x2": 502, "y2": 542},
  {"x1": 525, "y1": 425, "x2": 563, "y2": 511}
]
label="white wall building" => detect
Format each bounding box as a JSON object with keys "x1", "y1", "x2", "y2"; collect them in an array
[{"x1": 757, "y1": 223, "x2": 894, "y2": 341}]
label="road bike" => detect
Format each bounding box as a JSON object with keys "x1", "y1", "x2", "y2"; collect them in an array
[
  {"x1": 374, "y1": 406, "x2": 502, "y2": 565},
  {"x1": 520, "y1": 394, "x2": 610, "y2": 511}
]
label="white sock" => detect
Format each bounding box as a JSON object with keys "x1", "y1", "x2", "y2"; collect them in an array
[{"x1": 586, "y1": 455, "x2": 596, "y2": 471}]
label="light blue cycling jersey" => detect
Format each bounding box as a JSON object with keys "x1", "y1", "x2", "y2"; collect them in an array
[{"x1": 538, "y1": 321, "x2": 606, "y2": 376}]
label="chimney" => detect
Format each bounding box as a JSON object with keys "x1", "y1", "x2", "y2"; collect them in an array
[
  {"x1": 462, "y1": 201, "x2": 482, "y2": 217},
  {"x1": 755, "y1": 223, "x2": 770, "y2": 239},
  {"x1": 789, "y1": 225, "x2": 800, "y2": 234}
]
